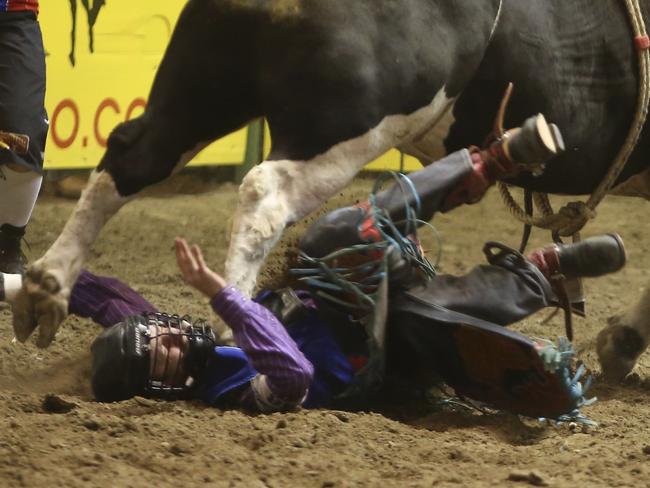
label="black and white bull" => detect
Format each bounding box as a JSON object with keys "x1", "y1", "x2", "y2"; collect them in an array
[{"x1": 12, "y1": 0, "x2": 650, "y2": 380}]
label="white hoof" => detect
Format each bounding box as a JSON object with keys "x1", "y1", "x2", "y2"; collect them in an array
[{"x1": 11, "y1": 262, "x2": 69, "y2": 348}]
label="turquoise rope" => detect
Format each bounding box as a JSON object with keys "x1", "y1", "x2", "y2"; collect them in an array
[
  {"x1": 534, "y1": 337, "x2": 597, "y2": 425},
  {"x1": 291, "y1": 171, "x2": 440, "y2": 313}
]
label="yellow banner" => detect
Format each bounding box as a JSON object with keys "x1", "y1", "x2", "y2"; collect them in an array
[
  {"x1": 40, "y1": 1, "x2": 422, "y2": 172},
  {"x1": 40, "y1": 1, "x2": 247, "y2": 169}
]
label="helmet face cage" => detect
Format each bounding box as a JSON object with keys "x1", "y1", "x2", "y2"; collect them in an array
[{"x1": 142, "y1": 312, "x2": 216, "y2": 399}]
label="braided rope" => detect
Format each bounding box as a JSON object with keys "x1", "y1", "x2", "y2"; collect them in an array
[
  {"x1": 498, "y1": 184, "x2": 597, "y2": 235},
  {"x1": 499, "y1": 0, "x2": 650, "y2": 237}
]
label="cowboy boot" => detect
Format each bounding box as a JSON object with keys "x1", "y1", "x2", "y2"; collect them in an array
[
  {"x1": 523, "y1": 235, "x2": 625, "y2": 341},
  {"x1": 479, "y1": 113, "x2": 565, "y2": 181},
  {"x1": 0, "y1": 224, "x2": 27, "y2": 275},
  {"x1": 527, "y1": 234, "x2": 627, "y2": 280},
  {"x1": 443, "y1": 114, "x2": 565, "y2": 210},
  {"x1": 502, "y1": 113, "x2": 565, "y2": 172}
]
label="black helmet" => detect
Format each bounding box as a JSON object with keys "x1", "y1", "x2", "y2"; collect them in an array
[{"x1": 91, "y1": 312, "x2": 216, "y2": 402}]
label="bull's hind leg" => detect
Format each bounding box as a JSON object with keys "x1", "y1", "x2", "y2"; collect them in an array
[
  {"x1": 597, "y1": 177, "x2": 650, "y2": 380},
  {"x1": 597, "y1": 285, "x2": 650, "y2": 381},
  {"x1": 12, "y1": 170, "x2": 131, "y2": 347},
  {"x1": 226, "y1": 156, "x2": 370, "y2": 297},
  {"x1": 226, "y1": 91, "x2": 453, "y2": 296}
]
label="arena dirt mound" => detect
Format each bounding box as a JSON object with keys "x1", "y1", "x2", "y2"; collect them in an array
[{"x1": 0, "y1": 176, "x2": 649, "y2": 487}]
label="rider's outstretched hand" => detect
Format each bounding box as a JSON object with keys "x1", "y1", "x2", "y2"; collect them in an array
[{"x1": 175, "y1": 238, "x2": 226, "y2": 299}]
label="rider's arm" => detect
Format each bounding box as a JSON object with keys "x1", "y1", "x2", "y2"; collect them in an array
[
  {"x1": 175, "y1": 237, "x2": 314, "y2": 411},
  {"x1": 68, "y1": 269, "x2": 158, "y2": 328},
  {"x1": 210, "y1": 286, "x2": 314, "y2": 411}
]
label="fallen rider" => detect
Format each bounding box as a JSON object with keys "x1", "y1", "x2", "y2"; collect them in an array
[
  {"x1": 0, "y1": 114, "x2": 627, "y2": 419},
  {"x1": 1, "y1": 232, "x2": 626, "y2": 418}
]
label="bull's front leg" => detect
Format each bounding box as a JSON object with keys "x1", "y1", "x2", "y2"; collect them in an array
[
  {"x1": 225, "y1": 156, "x2": 370, "y2": 297},
  {"x1": 597, "y1": 287, "x2": 650, "y2": 381},
  {"x1": 225, "y1": 162, "x2": 289, "y2": 297},
  {"x1": 12, "y1": 170, "x2": 131, "y2": 347}
]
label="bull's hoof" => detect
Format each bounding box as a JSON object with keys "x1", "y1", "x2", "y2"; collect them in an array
[
  {"x1": 11, "y1": 261, "x2": 69, "y2": 349},
  {"x1": 596, "y1": 315, "x2": 647, "y2": 382}
]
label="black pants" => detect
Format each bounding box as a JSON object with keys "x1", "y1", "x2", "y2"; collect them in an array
[
  {"x1": 386, "y1": 249, "x2": 555, "y2": 388},
  {"x1": 0, "y1": 11, "x2": 48, "y2": 171}
]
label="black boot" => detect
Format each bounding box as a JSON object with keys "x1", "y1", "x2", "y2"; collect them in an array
[
  {"x1": 530, "y1": 234, "x2": 627, "y2": 280},
  {"x1": 478, "y1": 113, "x2": 566, "y2": 181},
  {"x1": 504, "y1": 113, "x2": 565, "y2": 169},
  {"x1": 0, "y1": 224, "x2": 27, "y2": 274}
]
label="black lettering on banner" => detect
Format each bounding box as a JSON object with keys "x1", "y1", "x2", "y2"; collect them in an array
[{"x1": 68, "y1": 0, "x2": 107, "y2": 67}]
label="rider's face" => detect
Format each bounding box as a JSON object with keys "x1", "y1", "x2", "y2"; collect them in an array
[{"x1": 148, "y1": 324, "x2": 190, "y2": 387}]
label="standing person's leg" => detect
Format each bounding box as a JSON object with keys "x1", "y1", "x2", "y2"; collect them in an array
[{"x1": 0, "y1": 12, "x2": 49, "y2": 273}]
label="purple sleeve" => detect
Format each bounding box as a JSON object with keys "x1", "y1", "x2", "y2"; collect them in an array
[
  {"x1": 210, "y1": 286, "x2": 314, "y2": 408},
  {"x1": 68, "y1": 269, "x2": 158, "y2": 328}
]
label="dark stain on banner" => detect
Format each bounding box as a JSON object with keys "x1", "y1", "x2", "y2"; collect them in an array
[{"x1": 68, "y1": 0, "x2": 107, "y2": 67}]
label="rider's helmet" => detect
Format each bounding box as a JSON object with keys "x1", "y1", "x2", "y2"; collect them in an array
[{"x1": 91, "y1": 312, "x2": 216, "y2": 401}]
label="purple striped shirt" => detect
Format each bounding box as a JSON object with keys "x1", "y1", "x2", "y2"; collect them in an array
[
  {"x1": 69, "y1": 270, "x2": 158, "y2": 327},
  {"x1": 69, "y1": 270, "x2": 315, "y2": 410},
  {"x1": 210, "y1": 286, "x2": 314, "y2": 409}
]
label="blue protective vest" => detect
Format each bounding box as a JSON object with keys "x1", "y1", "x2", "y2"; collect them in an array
[{"x1": 194, "y1": 307, "x2": 355, "y2": 408}]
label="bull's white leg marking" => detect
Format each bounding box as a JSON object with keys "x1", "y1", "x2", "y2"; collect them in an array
[
  {"x1": 13, "y1": 141, "x2": 210, "y2": 347},
  {"x1": 597, "y1": 287, "x2": 650, "y2": 380},
  {"x1": 40, "y1": 170, "x2": 130, "y2": 286},
  {"x1": 226, "y1": 89, "x2": 453, "y2": 296},
  {"x1": 13, "y1": 170, "x2": 132, "y2": 347},
  {"x1": 47, "y1": 144, "x2": 206, "y2": 280}
]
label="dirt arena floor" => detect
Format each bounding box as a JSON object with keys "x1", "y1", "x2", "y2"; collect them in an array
[{"x1": 1, "y1": 172, "x2": 650, "y2": 487}]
